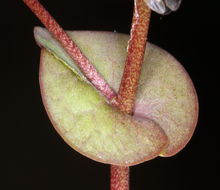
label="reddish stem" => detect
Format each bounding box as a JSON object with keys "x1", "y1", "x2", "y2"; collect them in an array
[
  {"x1": 112, "y1": 0, "x2": 151, "y2": 115},
  {"x1": 23, "y1": 0, "x2": 116, "y2": 102},
  {"x1": 111, "y1": 166, "x2": 129, "y2": 190},
  {"x1": 111, "y1": 1, "x2": 151, "y2": 190}
]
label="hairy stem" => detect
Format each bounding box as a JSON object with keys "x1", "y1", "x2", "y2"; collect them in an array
[
  {"x1": 111, "y1": 1, "x2": 151, "y2": 190},
  {"x1": 111, "y1": 0, "x2": 151, "y2": 114},
  {"x1": 111, "y1": 166, "x2": 129, "y2": 190},
  {"x1": 23, "y1": 0, "x2": 116, "y2": 101}
]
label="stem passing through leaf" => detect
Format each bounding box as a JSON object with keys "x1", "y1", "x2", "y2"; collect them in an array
[
  {"x1": 111, "y1": 1, "x2": 151, "y2": 190},
  {"x1": 23, "y1": 1, "x2": 151, "y2": 190}
]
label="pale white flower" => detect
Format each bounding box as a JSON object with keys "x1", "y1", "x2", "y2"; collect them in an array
[{"x1": 144, "y1": 0, "x2": 182, "y2": 14}]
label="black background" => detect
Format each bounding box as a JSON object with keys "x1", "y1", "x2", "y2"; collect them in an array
[{"x1": 5, "y1": 0, "x2": 218, "y2": 189}]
